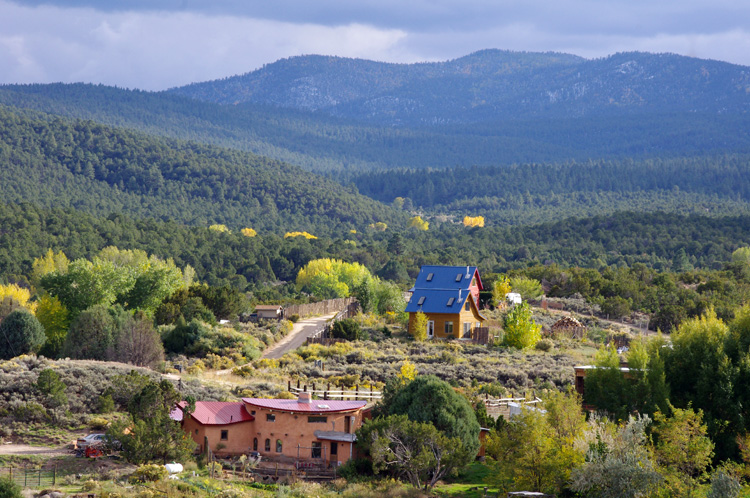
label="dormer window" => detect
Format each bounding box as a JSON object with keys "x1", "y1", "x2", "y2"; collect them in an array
[
  {"x1": 426, "y1": 273, "x2": 434, "y2": 282},
  {"x1": 417, "y1": 296, "x2": 426, "y2": 306}
]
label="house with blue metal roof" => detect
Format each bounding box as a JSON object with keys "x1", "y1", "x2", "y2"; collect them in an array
[{"x1": 406, "y1": 265, "x2": 486, "y2": 339}]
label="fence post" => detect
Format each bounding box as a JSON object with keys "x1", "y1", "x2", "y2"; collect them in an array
[
  {"x1": 53, "y1": 465, "x2": 56, "y2": 486},
  {"x1": 355, "y1": 385, "x2": 359, "y2": 401},
  {"x1": 288, "y1": 380, "x2": 291, "y2": 392}
]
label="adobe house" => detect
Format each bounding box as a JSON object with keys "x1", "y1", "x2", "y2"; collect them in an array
[
  {"x1": 405, "y1": 265, "x2": 486, "y2": 339},
  {"x1": 254, "y1": 305, "x2": 284, "y2": 320},
  {"x1": 172, "y1": 392, "x2": 367, "y2": 466}
]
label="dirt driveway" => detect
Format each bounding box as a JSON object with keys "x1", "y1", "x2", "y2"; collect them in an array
[{"x1": 0, "y1": 444, "x2": 69, "y2": 456}]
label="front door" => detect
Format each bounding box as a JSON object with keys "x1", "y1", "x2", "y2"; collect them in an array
[
  {"x1": 344, "y1": 415, "x2": 351, "y2": 433},
  {"x1": 427, "y1": 320, "x2": 434, "y2": 339}
]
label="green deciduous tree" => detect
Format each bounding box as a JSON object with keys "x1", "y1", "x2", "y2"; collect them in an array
[
  {"x1": 509, "y1": 276, "x2": 543, "y2": 300},
  {"x1": 502, "y1": 301, "x2": 541, "y2": 349},
  {"x1": 654, "y1": 407, "x2": 714, "y2": 498},
  {"x1": 35, "y1": 294, "x2": 70, "y2": 358},
  {"x1": 487, "y1": 390, "x2": 585, "y2": 495},
  {"x1": 0, "y1": 309, "x2": 46, "y2": 360}
]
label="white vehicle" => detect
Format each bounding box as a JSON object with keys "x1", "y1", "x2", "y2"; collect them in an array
[{"x1": 76, "y1": 433, "x2": 106, "y2": 449}]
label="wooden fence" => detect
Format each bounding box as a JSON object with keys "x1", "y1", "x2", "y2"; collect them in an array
[
  {"x1": 305, "y1": 301, "x2": 361, "y2": 346},
  {"x1": 288, "y1": 381, "x2": 381, "y2": 401},
  {"x1": 471, "y1": 327, "x2": 494, "y2": 345},
  {"x1": 284, "y1": 298, "x2": 356, "y2": 320}
]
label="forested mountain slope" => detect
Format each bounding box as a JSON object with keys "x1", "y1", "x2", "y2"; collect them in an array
[
  {"x1": 354, "y1": 155, "x2": 750, "y2": 224},
  {"x1": 0, "y1": 105, "x2": 402, "y2": 234},
  {"x1": 3, "y1": 54, "x2": 750, "y2": 177},
  {"x1": 2, "y1": 202, "x2": 749, "y2": 289},
  {"x1": 171, "y1": 50, "x2": 750, "y2": 125}
]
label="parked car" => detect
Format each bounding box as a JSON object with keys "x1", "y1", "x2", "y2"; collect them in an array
[
  {"x1": 76, "y1": 433, "x2": 120, "y2": 450},
  {"x1": 76, "y1": 433, "x2": 106, "y2": 449}
]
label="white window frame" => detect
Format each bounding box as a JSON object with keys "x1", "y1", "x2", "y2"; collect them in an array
[{"x1": 427, "y1": 320, "x2": 434, "y2": 338}]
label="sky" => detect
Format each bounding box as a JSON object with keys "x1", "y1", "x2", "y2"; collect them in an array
[{"x1": 2, "y1": 0, "x2": 750, "y2": 91}]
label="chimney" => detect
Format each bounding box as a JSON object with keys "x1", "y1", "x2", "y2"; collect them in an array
[
  {"x1": 298, "y1": 392, "x2": 312, "y2": 403},
  {"x1": 466, "y1": 265, "x2": 470, "y2": 278},
  {"x1": 458, "y1": 289, "x2": 462, "y2": 301}
]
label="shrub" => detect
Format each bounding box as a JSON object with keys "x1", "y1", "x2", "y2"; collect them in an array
[
  {"x1": 535, "y1": 339, "x2": 554, "y2": 352},
  {"x1": 289, "y1": 314, "x2": 300, "y2": 323},
  {"x1": 89, "y1": 416, "x2": 110, "y2": 430},
  {"x1": 0, "y1": 476, "x2": 22, "y2": 498},
  {"x1": 130, "y1": 464, "x2": 168, "y2": 483},
  {"x1": 331, "y1": 319, "x2": 365, "y2": 341}
]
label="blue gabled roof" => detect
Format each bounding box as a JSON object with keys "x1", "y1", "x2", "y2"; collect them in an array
[
  {"x1": 410, "y1": 265, "x2": 481, "y2": 291},
  {"x1": 405, "y1": 288, "x2": 470, "y2": 314}
]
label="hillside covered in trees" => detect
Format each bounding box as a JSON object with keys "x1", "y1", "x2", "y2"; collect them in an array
[
  {"x1": 354, "y1": 155, "x2": 750, "y2": 224},
  {"x1": 0, "y1": 105, "x2": 402, "y2": 234}
]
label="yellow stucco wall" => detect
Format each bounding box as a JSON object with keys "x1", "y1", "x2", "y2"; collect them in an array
[{"x1": 409, "y1": 299, "x2": 485, "y2": 339}]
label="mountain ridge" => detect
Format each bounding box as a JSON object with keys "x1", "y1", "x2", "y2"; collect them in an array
[{"x1": 168, "y1": 49, "x2": 750, "y2": 126}]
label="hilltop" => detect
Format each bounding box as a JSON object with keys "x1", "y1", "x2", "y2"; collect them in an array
[{"x1": 170, "y1": 50, "x2": 750, "y2": 125}]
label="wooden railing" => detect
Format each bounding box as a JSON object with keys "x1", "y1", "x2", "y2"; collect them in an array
[{"x1": 288, "y1": 381, "x2": 381, "y2": 401}]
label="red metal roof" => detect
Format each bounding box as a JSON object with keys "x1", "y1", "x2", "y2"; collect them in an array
[
  {"x1": 174, "y1": 401, "x2": 255, "y2": 425},
  {"x1": 243, "y1": 398, "x2": 366, "y2": 413}
]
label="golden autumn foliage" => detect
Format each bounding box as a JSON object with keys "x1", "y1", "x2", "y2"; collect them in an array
[
  {"x1": 408, "y1": 216, "x2": 429, "y2": 231},
  {"x1": 0, "y1": 283, "x2": 36, "y2": 314},
  {"x1": 368, "y1": 222, "x2": 388, "y2": 231},
  {"x1": 31, "y1": 249, "x2": 69, "y2": 289},
  {"x1": 241, "y1": 227, "x2": 257, "y2": 237},
  {"x1": 398, "y1": 359, "x2": 418, "y2": 383},
  {"x1": 463, "y1": 216, "x2": 485, "y2": 227},
  {"x1": 209, "y1": 224, "x2": 231, "y2": 233},
  {"x1": 284, "y1": 231, "x2": 317, "y2": 239}
]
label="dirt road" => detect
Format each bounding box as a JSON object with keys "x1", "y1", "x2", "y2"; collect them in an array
[
  {"x1": 262, "y1": 313, "x2": 334, "y2": 359},
  {"x1": 0, "y1": 444, "x2": 68, "y2": 456}
]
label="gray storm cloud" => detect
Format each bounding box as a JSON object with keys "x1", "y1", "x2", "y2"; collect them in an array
[{"x1": 2, "y1": 0, "x2": 749, "y2": 90}]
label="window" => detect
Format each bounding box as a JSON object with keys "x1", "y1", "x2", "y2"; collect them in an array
[
  {"x1": 195, "y1": 429, "x2": 198, "y2": 434},
  {"x1": 463, "y1": 322, "x2": 472, "y2": 338},
  {"x1": 220, "y1": 430, "x2": 228, "y2": 441},
  {"x1": 426, "y1": 272, "x2": 434, "y2": 281},
  {"x1": 311, "y1": 441, "x2": 322, "y2": 459},
  {"x1": 308, "y1": 416, "x2": 328, "y2": 423},
  {"x1": 417, "y1": 296, "x2": 425, "y2": 306},
  {"x1": 465, "y1": 300, "x2": 471, "y2": 311},
  {"x1": 476, "y1": 322, "x2": 481, "y2": 329},
  {"x1": 471, "y1": 277, "x2": 476, "y2": 287},
  {"x1": 266, "y1": 413, "x2": 276, "y2": 422},
  {"x1": 330, "y1": 442, "x2": 338, "y2": 455},
  {"x1": 276, "y1": 439, "x2": 283, "y2": 453},
  {"x1": 427, "y1": 320, "x2": 434, "y2": 338},
  {"x1": 265, "y1": 439, "x2": 271, "y2": 452},
  {"x1": 253, "y1": 438, "x2": 258, "y2": 451},
  {"x1": 447, "y1": 297, "x2": 455, "y2": 306},
  {"x1": 455, "y1": 273, "x2": 463, "y2": 282},
  {"x1": 251, "y1": 410, "x2": 256, "y2": 415},
  {"x1": 444, "y1": 321, "x2": 453, "y2": 336}
]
